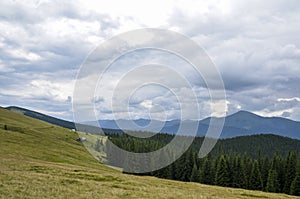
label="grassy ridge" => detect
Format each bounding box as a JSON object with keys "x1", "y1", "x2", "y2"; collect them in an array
[{"x1": 0, "y1": 107, "x2": 297, "y2": 198}]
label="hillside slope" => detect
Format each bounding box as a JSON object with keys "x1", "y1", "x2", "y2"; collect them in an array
[
  {"x1": 5, "y1": 106, "x2": 122, "y2": 135},
  {"x1": 0, "y1": 107, "x2": 298, "y2": 199},
  {"x1": 5, "y1": 106, "x2": 76, "y2": 129}
]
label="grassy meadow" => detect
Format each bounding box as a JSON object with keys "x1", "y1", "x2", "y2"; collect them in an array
[{"x1": 0, "y1": 107, "x2": 298, "y2": 199}]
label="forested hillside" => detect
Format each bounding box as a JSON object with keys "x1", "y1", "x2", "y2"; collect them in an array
[{"x1": 106, "y1": 133, "x2": 300, "y2": 196}]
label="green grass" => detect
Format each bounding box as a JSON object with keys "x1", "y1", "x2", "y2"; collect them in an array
[
  {"x1": 0, "y1": 107, "x2": 298, "y2": 199},
  {"x1": 77, "y1": 131, "x2": 108, "y2": 163}
]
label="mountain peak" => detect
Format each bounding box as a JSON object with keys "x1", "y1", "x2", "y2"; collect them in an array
[{"x1": 229, "y1": 110, "x2": 262, "y2": 118}]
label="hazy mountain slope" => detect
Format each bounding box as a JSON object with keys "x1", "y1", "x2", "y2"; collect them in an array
[
  {"x1": 5, "y1": 106, "x2": 122, "y2": 135},
  {"x1": 5, "y1": 106, "x2": 75, "y2": 129},
  {"x1": 97, "y1": 111, "x2": 300, "y2": 139},
  {"x1": 209, "y1": 111, "x2": 300, "y2": 139}
]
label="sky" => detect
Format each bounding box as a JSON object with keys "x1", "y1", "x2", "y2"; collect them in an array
[{"x1": 0, "y1": 0, "x2": 300, "y2": 121}]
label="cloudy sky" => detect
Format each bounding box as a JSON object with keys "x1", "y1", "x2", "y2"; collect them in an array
[{"x1": 1, "y1": 0, "x2": 300, "y2": 121}]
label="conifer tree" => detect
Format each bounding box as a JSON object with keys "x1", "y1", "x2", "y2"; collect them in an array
[
  {"x1": 215, "y1": 155, "x2": 230, "y2": 187},
  {"x1": 271, "y1": 152, "x2": 284, "y2": 192},
  {"x1": 166, "y1": 162, "x2": 176, "y2": 180},
  {"x1": 190, "y1": 163, "x2": 200, "y2": 182},
  {"x1": 283, "y1": 151, "x2": 296, "y2": 194},
  {"x1": 260, "y1": 156, "x2": 270, "y2": 190},
  {"x1": 232, "y1": 156, "x2": 243, "y2": 188},
  {"x1": 266, "y1": 169, "x2": 280, "y2": 193},
  {"x1": 200, "y1": 157, "x2": 212, "y2": 184},
  {"x1": 290, "y1": 172, "x2": 300, "y2": 196},
  {"x1": 249, "y1": 160, "x2": 263, "y2": 190},
  {"x1": 241, "y1": 156, "x2": 252, "y2": 189},
  {"x1": 184, "y1": 149, "x2": 194, "y2": 181},
  {"x1": 174, "y1": 153, "x2": 186, "y2": 181}
]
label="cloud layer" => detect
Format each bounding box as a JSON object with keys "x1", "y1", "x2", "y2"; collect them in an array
[{"x1": 0, "y1": 0, "x2": 300, "y2": 121}]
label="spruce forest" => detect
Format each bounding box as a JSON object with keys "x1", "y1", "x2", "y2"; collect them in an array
[{"x1": 106, "y1": 133, "x2": 300, "y2": 196}]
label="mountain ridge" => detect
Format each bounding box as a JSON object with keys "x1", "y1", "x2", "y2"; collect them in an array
[
  {"x1": 96, "y1": 110, "x2": 300, "y2": 139},
  {"x1": 5, "y1": 106, "x2": 300, "y2": 139}
]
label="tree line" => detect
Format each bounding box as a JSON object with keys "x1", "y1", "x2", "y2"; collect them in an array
[{"x1": 105, "y1": 133, "x2": 300, "y2": 196}]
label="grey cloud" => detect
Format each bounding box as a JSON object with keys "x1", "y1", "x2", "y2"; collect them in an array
[
  {"x1": 1, "y1": 0, "x2": 300, "y2": 121},
  {"x1": 0, "y1": 93, "x2": 73, "y2": 120},
  {"x1": 0, "y1": 0, "x2": 123, "y2": 120},
  {"x1": 166, "y1": 1, "x2": 300, "y2": 120}
]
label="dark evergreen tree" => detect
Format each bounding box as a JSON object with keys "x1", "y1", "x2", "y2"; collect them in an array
[
  {"x1": 155, "y1": 150, "x2": 170, "y2": 178},
  {"x1": 290, "y1": 172, "x2": 300, "y2": 196},
  {"x1": 266, "y1": 169, "x2": 280, "y2": 193},
  {"x1": 166, "y1": 162, "x2": 176, "y2": 180},
  {"x1": 271, "y1": 152, "x2": 285, "y2": 192},
  {"x1": 231, "y1": 156, "x2": 243, "y2": 188},
  {"x1": 210, "y1": 158, "x2": 217, "y2": 185},
  {"x1": 215, "y1": 155, "x2": 230, "y2": 187},
  {"x1": 185, "y1": 149, "x2": 195, "y2": 181},
  {"x1": 241, "y1": 155, "x2": 252, "y2": 189},
  {"x1": 249, "y1": 160, "x2": 263, "y2": 190},
  {"x1": 283, "y1": 151, "x2": 297, "y2": 194},
  {"x1": 260, "y1": 156, "x2": 270, "y2": 190},
  {"x1": 226, "y1": 154, "x2": 234, "y2": 187},
  {"x1": 174, "y1": 154, "x2": 185, "y2": 181},
  {"x1": 190, "y1": 163, "x2": 200, "y2": 182},
  {"x1": 200, "y1": 156, "x2": 213, "y2": 185}
]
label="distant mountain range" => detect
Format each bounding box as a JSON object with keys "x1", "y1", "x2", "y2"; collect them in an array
[
  {"x1": 5, "y1": 106, "x2": 300, "y2": 139},
  {"x1": 94, "y1": 110, "x2": 300, "y2": 139}
]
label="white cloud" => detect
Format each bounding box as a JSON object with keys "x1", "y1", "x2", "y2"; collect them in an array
[
  {"x1": 277, "y1": 97, "x2": 300, "y2": 102},
  {"x1": 253, "y1": 109, "x2": 293, "y2": 118},
  {"x1": 210, "y1": 100, "x2": 229, "y2": 117},
  {"x1": 78, "y1": 0, "x2": 173, "y2": 28},
  {"x1": 6, "y1": 49, "x2": 42, "y2": 61},
  {"x1": 0, "y1": 79, "x2": 74, "y2": 103},
  {"x1": 140, "y1": 100, "x2": 153, "y2": 109}
]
